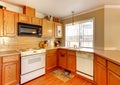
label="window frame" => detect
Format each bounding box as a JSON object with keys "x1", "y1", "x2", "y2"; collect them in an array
[{"x1": 65, "y1": 18, "x2": 95, "y2": 48}]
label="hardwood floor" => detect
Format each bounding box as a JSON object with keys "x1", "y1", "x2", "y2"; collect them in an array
[{"x1": 23, "y1": 72, "x2": 96, "y2": 85}]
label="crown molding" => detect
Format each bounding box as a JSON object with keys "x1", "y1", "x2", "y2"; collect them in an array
[
  {"x1": 104, "y1": 5, "x2": 120, "y2": 8},
  {"x1": 62, "y1": 5, "x2": 120, "y2": 20}
]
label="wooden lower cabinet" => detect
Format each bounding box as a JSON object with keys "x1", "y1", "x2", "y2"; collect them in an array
[
  {"x1": 1, "y1": 55, "x2": 20, "y2": 85},
  {"x1": 94, "y1": 54, "x2": 107, "y2": 85},
  {"x1": 67, "y1": 50, "x2": 76, "y2": 72},
  {"x1": 108, "y1": 70, "x2": 120, "y2": 85},
  {"x1": 46, "y1": 49, "x2": 57, "y2": 71},
  {"x1": 94, "y1": 63, "x2": 107, "y2": 85},
  {"x1": 58, "y1": 49, "x2": 76, "y2": 72},
  {"x1": 58, "y1": 49, "x2": 67, "y2": 69},
  {"x1": 0, "y1": 58, "x2": 2, "y2": 85}
]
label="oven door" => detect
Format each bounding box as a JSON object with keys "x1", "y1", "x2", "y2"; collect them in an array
[{"x1": 21, "y1": 53, "x2": 45, "y2": 75}]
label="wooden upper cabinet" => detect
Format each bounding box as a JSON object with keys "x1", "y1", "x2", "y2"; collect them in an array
[
  {"x1": 23, "y1": 6, "x2": 35, "y2": 17},
  {"x1": 31, "y1": 17, "x2": 42, "y2": 26},
  {"x1": 42, "y1": 19, "x2": 54, "y2": 38},
  {"x1": 2, "y1": 55, "x2": 20, "y2": 85},
  {"x1": 0, "y1": 9, "x2": 3, "y2": 36},
  {"x1": 4, "y1": 10, "x2": 18, "y2": 36},
  {"x1": 19, "y1": 14, "x2": 31, "y2": 24},
  {"x1": 54, "y1": 22, "x2": 63, "y2": 38}
]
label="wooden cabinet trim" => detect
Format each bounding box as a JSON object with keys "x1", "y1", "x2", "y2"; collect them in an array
[
  {"x1": 96, "y1": 54, "x2": 106, "y2": 66},
  {"x1": 3, "y1": 55, "x2": 19, "y2": 63},
  {"x1": 108, "y1": 61, "x2": 120, "y2": 76}
]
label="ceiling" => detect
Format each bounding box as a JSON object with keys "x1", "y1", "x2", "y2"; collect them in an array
[{"x1": 3, "y1": 0, "x2": 120, "y2": 19}]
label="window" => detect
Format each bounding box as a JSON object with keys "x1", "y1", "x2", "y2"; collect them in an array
[{"x1": 65, "y1": 19, "x2": 94, "y2": 48}]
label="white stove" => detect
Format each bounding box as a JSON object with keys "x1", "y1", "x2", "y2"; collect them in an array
[{"x1": 20, "y1": 48, "x2": 46, "y2": 84}]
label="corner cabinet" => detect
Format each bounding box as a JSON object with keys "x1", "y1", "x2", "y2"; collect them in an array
[
  {"x1": 58, "y1": 49, "x2": 67, "y2": 69},
  {"x1": 67, "y1": 50, "x2": 76, "y2": 72},
  {"x1": 54, "y1": 22, "x2": 63, "y2": 38},
  {"x1": 42, "y1": 19, "x2": 54, "y2": 38},
  {"x1": 58, "y1": 49, "x2": 76, "y2": 72},
  {"x1": 2, "y1": 55, "x2": 20, "y2": 85}
]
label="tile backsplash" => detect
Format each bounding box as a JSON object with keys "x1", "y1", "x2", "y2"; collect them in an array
[{"x1": 0, "y1": 36, "x2": 55, "y2": 51}]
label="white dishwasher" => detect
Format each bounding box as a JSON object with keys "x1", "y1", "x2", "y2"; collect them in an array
[{"x1": 76, "y1": 51, "x2": 94, "y2": 80}]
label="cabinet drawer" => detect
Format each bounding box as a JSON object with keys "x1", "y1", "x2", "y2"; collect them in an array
[
  {"x1": 96, "y1": 54, "x2": 106, "y2": 66},
  {"x1": 108, "y1": 61, "x2": 120, "y2": 76},
  {"x1": 67, "y1": 50, "x2": 76, "y2": 56},
  {"x1": 3, "y1": 55, "x2": 19, "y2": 63},
  {"x1": 46, "y1": 49, "x2": 57, "y2": 55}
]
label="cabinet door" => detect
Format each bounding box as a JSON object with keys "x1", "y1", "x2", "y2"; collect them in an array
[
  {"x1": 4, "y1": 10, "x2": 18, "y2": 36},
  {"x1": 54, "y1": 22, "x2": 63, "y2": 38},
  {"x1": 42, "y1": 19, "x2": 54, "y2": 38},
  {"x1": 0, "y1": 9, "x2": 3, "y2": 36},
  {"x1": 108, "y1": 70, "x2": 120, "y2": 85},
  {"x1": 31, "y1": 17, "x2": 40, "y2": 25},
  {"x1": 67, "y1": 55, "x2": 76, "y2": 72},
  {"x1": 19, "y1": 14, "x2": 31, "y2": 23},
  {"x1": 46, "y1": 54, "x2": 57, "y2": 71},
  {"x1": 58, "y1": 49, "x2": 67, "y2": 68},
  {"x1": 2, "y1": 61, "x2": 20, "y2": 85},
  {"x1": 94, "y1": 62, "x2": 107, "y2": 85},
  {"x1": 0, "y1": 58, "x2": 2, "y2": 85}
]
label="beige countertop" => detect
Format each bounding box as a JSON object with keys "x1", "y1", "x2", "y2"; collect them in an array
[
  {"x1": 50, "y1": 47, "x2": 120, "y2": 65},
  {"x1": 94, "y1": 50, "x2": 120, "y2": 65},
  {"x1": 0, "y1": 50, "x2": 20, "y2": 57},
  {"x1": 0, "y1": 47, "x2": 120, "y2": 65}
]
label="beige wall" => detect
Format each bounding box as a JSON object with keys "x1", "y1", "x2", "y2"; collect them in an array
[
  {"x1": 104, "y1": 8, "x2": 120, "y2": 50},
  {"x1": 62, "y1": 9, "x2": 104, "y2": 49}
]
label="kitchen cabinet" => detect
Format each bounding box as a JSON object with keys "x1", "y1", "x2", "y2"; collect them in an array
[
  {"x1": 58, "y1": 49, "x2": 67, "y2": 69},
  {"x1": 19, "y1": 14, "x2": 31, "y2": 24},
  {"x1": 108, "y1": 61, "x2": 120, "y2": 85},
  {"x1": 0, "y1": 58, "x2": 2, "y2": 85},
  {"x1": 31, "y1": 17, "x2": 42, "y2": 26},
  {"x1": 54, "y1": 22, "x2": 63, "y2": 38},
  {"x1": 2, "y1": 55, "x2": 20, "y2": 85},
  {"x1": 94, "y1": 54, "x2": 107, "y2": 85},
  {"x1": 4, "y1": 10, "x2": 18, "y2": 36},
  {"x1": 0, "y1": 9, "x2": 3, "y2": 36},
  {"x1": 58, "y1": 49, "x2": 76, "y2": 72},
  {"x1": 67, "y1": 50, "x2": 76, "y2": 72},
  {"x1": 46, "y1": 49, "x2": 57, "y2": 71},
  {"x1": 23, "y1": 6, "x2": 35, "y2": 17},
  {"x1": 42, "y1": 19, "x2": 54, "y2": 38}
]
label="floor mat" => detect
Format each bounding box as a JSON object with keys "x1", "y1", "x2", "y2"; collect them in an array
[{"x1": 51, "y1": 69, "x2": 75, "y2": 82}]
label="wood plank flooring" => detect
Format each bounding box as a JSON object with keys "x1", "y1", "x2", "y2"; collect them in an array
[{"x1": 23, "y1": 72, "x2": 96, "y2": 85}]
